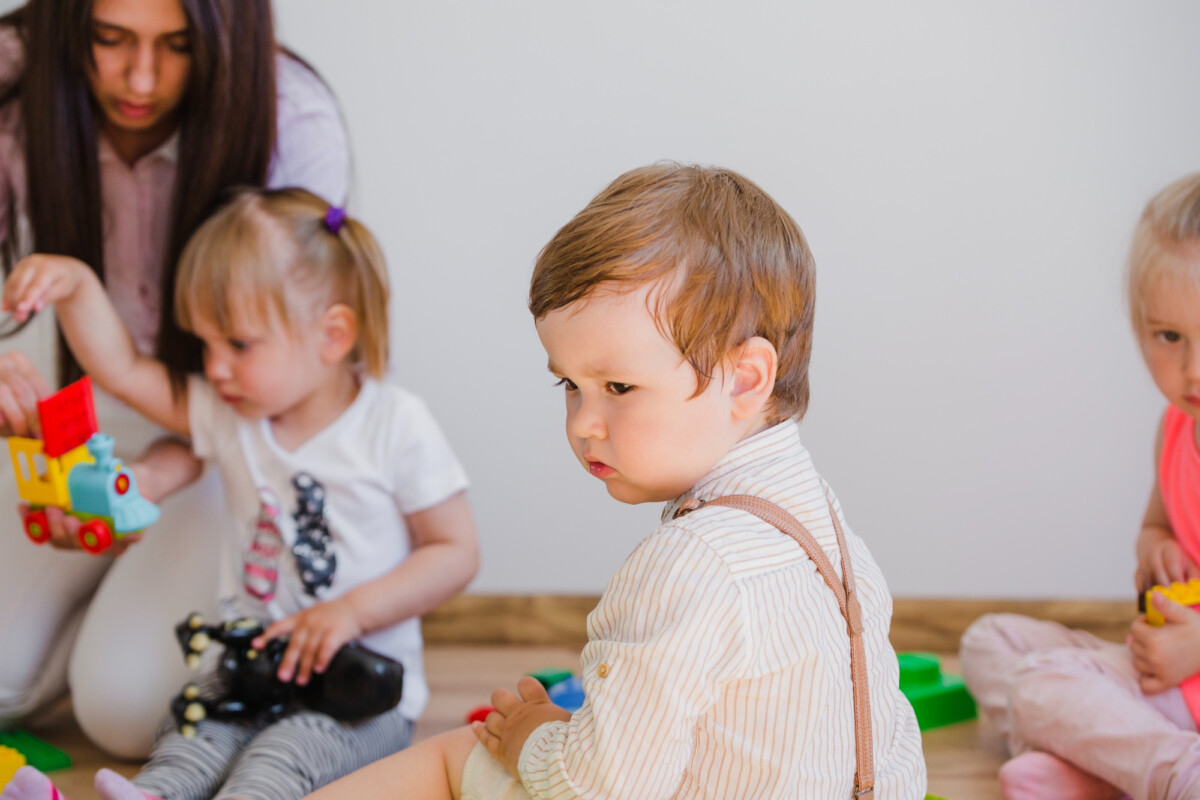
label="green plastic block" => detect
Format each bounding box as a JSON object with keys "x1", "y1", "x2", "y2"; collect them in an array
[
  {"x1": 898, "y1": 652, "x2": 977, "y2": 731},
  {"x1": 527, "y1": 668, "x2": 574, "y2": 689},
  {"x1": 0, "y1": 730, "x2": 71, "y2": 772}
]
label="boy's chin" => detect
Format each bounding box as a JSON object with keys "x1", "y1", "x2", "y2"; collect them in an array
[{"x1": 604, "y1": 482, "x2": 677, "y2": 506}]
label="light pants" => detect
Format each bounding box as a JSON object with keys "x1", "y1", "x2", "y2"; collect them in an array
[
  {"x1": 0, "y1": 391, "x2": 222, "y2": 759},
  {"x1": 960, "y1": 613, "x2": 1200, "y2": 800}
]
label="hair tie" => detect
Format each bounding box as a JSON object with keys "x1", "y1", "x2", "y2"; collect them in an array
[{"x1": 324, "y1": 206, "x2": 347, "y2": 234}]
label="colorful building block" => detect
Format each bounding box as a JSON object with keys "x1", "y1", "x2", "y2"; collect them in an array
[
  {"x1": 1142, "y1": 578, "x2": 1200, "y2": 626},
  {"x1": 527, "y1": 668, "x2": 574, "y2": 689},
  {"x1": 0, "y1": 730, "x2": 71, "y2": 772},
  {"x1": 547, "y1": 676, "x2": 585, "y2": 713},
  {"x1": 898, "y1": 652, "x2": 976, "y2": 731},
  {"x1": 0, "y1": 745, "x2": 27, "y2": 790}
]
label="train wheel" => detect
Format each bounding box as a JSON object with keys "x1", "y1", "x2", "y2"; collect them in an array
[
  {"x1": 23, "y1": 510, "x2": 51, "y2": 544},
  {"x1": 79, "y1": 520, "x2": 114, "y2": 555}
]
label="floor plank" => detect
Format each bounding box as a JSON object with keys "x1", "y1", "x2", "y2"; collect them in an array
[{"x1": 13, "y1": 646, "x2": 1004, "y2": 799}]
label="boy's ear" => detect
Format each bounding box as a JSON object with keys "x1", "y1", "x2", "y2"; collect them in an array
[
  {"x1": 319, "y1": 303, "x2": 358, "y2": 364},
  {"x1": 728, "y1": 336, "x2": 777, "y2": 419}
]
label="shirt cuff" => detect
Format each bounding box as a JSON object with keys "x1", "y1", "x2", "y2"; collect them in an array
[{"x1": 517, "y1": 720, "x2": 570, "y2": 793}]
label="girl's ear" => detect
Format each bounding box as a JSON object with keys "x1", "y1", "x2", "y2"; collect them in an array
[
  {"x1": 319, "y1": 303, "x2": 358, "y2": 365},
  {"x1": 728, "y1": 336, "x2": 777, "y2": 420}
]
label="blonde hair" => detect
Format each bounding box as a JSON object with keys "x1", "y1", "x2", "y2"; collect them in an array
[
  {"x1": 175, "y1": 188, "x2": 390, "y2": 377},
  {"x1": 529, "y1": 162, "x2": 816, "y2": 423},
  {"x1": 1127, "y1": 173, "x2": 1200, "y2": 332}
]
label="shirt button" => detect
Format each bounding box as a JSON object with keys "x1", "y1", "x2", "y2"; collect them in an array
[{"x1": 597, "y1": 663, "x2": 609, "y2": 678}]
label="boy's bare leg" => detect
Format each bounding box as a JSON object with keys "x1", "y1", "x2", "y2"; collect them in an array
[{"x1": 305, "y1": 727, "x2": 477, "y2": 800}]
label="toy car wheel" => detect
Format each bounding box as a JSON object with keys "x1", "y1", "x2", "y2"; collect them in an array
[
  {"x1": 23, "y1": 510, "x2": 51, "y2": 544},
  {"x1": 78, "y1": 520, "x2": 114, "y2": 555}
]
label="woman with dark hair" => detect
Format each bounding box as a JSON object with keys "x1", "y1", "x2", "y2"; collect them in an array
[{"x1": 0, "y1": 0, "x2": 349, "y2": 758}]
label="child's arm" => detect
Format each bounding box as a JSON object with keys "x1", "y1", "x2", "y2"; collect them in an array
[
  {"x1": 127, "y1": 437, "x2": 204, "y2": 504},
  {"x1": 2, "y1": 254, "x2": 189, "y2": 434},
  {"x1": 253, "y1": 489, "x2": 479, "y2": 684},
  {"x1": 1130, "y1": 592, "x2": 1200, "y2": 692},
  {"x1": 1134, "y1": 413, "x2": 1200, "y2": 590}
]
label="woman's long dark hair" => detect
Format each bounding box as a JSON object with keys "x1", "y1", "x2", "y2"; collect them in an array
[{"x1": 0, "y1": 0, "x2": 277, "y2": 391}]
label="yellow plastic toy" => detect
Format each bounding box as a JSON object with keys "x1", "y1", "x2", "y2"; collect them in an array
[
  {"x1": 1143, "y1": 578, "x2": 1200, "y2": 626},
  {"x1": 0, "y1": 744, "x2": 27, "y2": 790}
]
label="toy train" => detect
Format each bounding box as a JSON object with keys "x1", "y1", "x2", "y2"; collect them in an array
[
  {"x1": 171, "y1": 613, "x2": 404, "y2": 737},
  {"x1": 6, "y1": 377, "x2": 159, "y2": 554}
]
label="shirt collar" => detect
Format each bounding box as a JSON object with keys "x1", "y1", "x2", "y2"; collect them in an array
[
  {"x1": 97, "y1": 128, "x2": 181, "y2": 167},
  {"x1": 662, "y1": 421, "x2": 801, "y2": 522}
]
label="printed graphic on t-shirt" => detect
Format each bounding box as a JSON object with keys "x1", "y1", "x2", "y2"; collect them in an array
[
  {"x1": 244, "y1": 488, "x2": 284, "y2": 602},
  {"x1": 290, "y1": 472, "x2": 337, "y2": 596}
]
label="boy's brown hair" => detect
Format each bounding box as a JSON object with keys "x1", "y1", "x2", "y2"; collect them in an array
[{"x1": 529, "y1": 163, "x2": 816, "y2": 423}]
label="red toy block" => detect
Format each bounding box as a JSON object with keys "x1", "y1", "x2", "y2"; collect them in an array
[
  {"x1": 38, "y1": 377, "x2": 98, "y2": 457},
  {"x1": 465, "y1": 705, "x2": 496, "y2": 725}
]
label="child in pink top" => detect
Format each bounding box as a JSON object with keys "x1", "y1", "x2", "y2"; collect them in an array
[{"x1": 960, "y1": 172, "x2": 1200, "y2": 800}]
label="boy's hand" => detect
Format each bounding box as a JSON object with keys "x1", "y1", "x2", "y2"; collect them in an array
[
  {"x1": 1130, "y1": 592, "x2": 1200, "y2": 693},
  {"x1": 252, "y1": 597, "x2": 363, "y2": 686},
  {"x1": 1135, "y1": 537, "x2": 1200, "y2": 591},
  {"x1": 472, "y1": 676, "x2": 571, "y2": 780},
  {"x1": 2, "y1": 254, "x2": 92, "y2": 322}
]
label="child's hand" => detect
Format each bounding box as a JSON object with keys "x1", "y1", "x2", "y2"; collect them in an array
[
  {"x1": 472, "y1": 675, "x2": 572, "y2": 780},
  {"x1": 252, "y1": 597, "x2": 363, "y2": 686},
  {"x1": 1, "y1": 254, "x2": 92, "y2": 322},
  {"x1": 1135, "y1": 536, "x2": 1200, "y2": 591},
  {"x1": 1129, "y1": 592, "x2": 1200, "y2": 693}
]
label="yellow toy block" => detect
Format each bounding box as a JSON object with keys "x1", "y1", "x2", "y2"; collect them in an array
[
  {"x1": 7, "y1": 437, "x2": 93, "y2": 510},
  {"x1": 1144, "y1": 579, "x2": 1200, "y2": 626},
  {"x1": 0, "y1": 744, "x2": 27, "y2": 790}
]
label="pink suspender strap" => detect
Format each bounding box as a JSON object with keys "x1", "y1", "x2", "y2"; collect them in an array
[{"x1": 675, "y1": 494, "x2": 875, "y2": 799}]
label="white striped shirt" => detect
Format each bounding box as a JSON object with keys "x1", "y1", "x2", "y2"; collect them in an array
[{"x1": 518, "y1": 422, "x2": 926, "y2": 799}]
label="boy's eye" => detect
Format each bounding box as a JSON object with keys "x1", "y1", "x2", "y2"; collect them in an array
[
  {"x1": 1157, "y1": 330, "x2": 1182, "y2": 344},
  {"x1": 606, "y1": 382, "x2": 634, "y2": 395},
  {"x1": 553, "y1": 377, "x2": 578, "y2": 391},
  {"x1": 229, "y1": 339, "x2": 251, "y2": 352}
]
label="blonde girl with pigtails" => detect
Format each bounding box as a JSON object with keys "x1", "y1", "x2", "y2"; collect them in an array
[{"x1": 0, "y1": 188, "x2": 480, "y2": 800}]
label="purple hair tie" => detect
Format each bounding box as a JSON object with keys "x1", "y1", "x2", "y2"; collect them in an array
[{"x1": 324, "y1": 206, "x2": 347, "y2": 234}]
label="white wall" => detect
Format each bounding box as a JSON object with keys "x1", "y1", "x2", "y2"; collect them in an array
[{"x1": 5, "y1": 1, "x2": 1200, "y2": 598}]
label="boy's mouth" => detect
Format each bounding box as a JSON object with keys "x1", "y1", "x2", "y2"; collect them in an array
[{"x1": 587, "y1": 459, "x2": 615, "y2": 478}]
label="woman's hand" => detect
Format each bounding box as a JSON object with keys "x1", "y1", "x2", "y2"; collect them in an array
[
  {"x1": 0, "y1": 350, "x2": 50, "y2": 436},
  {"x1": 17, "y1": 503, "x2": 142, "y2": 556},
  {"x1": 251, "y1": 597, "x2": 364, "y2": 686},
  {"x1": 2, "y1": 254, "x2": 92, "y2": 323}
]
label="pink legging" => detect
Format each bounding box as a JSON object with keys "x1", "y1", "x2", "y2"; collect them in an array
[{"x1": 960, "y1": 613, "x2": 1200, "y2": 800}]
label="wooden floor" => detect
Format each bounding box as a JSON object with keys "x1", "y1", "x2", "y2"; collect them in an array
[{"x1": 21, "y1": 647, "x2": 1007, "y2": 800}]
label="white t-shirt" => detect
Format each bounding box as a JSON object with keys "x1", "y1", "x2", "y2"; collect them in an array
[{"x1": 188, "y1": 376, "x2": 470, "y2": 720}]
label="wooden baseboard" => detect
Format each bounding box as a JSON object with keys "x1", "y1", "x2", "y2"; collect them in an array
[{"x1": 423, "y1": 595, "x2": 1139, "y2": 652}]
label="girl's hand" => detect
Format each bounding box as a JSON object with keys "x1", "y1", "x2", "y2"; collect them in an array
[
  {"x1": 1129, "y1": 593, "x2": 1200, "y2": 693},
  {"x1": 1135, "y1": 536, "x2": 1200, "y2": 591},
  {"x1": 1, "y1": 254, "x2": 91, "y2": 323},
  {"x1": 0, "y1": 350, "x2": 50, "y2": 437},
  {"x1": 472, "y1": 676, "x2": 572, "y2": 780},
  {"x1": 252, "y1": 597, "x2": 363, "y2": 686}
]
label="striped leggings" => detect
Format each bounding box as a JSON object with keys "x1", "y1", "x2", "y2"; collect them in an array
[{"x1": 132, "y1": 677, "x2": 413, "y2": 800}]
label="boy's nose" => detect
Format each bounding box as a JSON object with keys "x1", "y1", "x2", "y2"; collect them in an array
[{"x1": 567, "y1": 396, "x2": 605, "y2": 440}]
